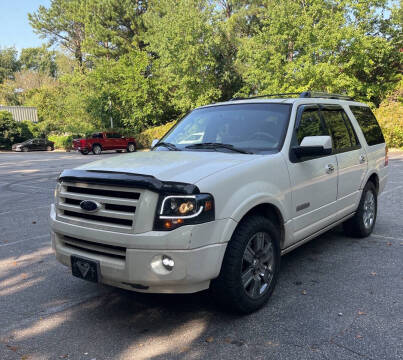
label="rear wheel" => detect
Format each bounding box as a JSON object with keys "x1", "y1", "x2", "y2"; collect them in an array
[
  {"x1": 127, "y1": 143, "x2": 136, "y2": 153},
  {"x1": 343, "y1": 182, "x2": 377, "y2": 238},
  {"x1": 92, "y1": 144, "x2": 102, "y2": 155},
  {"x1": 46, "y1": 146, "x2": 52, "y2": 151},
  {"x1": 211, "y1": 215, "x2": 280, "y2": 314}
]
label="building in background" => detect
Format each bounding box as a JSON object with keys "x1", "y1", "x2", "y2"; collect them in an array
[{"x1": 0, "y1": 106, "x2": 38, "y2": 123}]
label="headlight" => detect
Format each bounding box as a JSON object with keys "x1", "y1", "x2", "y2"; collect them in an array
[{"x1": 154, "y1": 194, "x2": 214, "y2": 231}]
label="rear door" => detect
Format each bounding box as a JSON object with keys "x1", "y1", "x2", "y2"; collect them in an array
[
  {"x1": 320, "y1": 105, "x2": 367, "y2": 210},
  {"x1": 288, "y1": 104, "x2": 338, "y2": 243}
]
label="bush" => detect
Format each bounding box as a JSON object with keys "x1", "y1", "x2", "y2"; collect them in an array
[
  {"x1": 374, "y1": 81, "x2": 403, "y2": 149},
  {"x1": 48, "y1": 134, "x2": 78, "y2": 150},
  {"x1": 0, "y1": 111, "x2": 34, "y2": 149},
  {"x1": 135, "y1": 121, "x2": 177, "y2": 149}
]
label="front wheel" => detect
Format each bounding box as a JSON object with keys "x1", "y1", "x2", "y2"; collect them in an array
[
  {"x1": 46, "y1": 146, "x2": 53, "y2": 151},
  {"x1": 22, "y1": 147, "x2": 29, "y2": 152},
  {"x1": 92, "y1": 144, "x2": 102, "y2": 155},
  {"x1": 211, "y1": 215, "x2": 281, "y2": 314},
  {"x1": 80, "y1": 150, "x2": 89, "y2": 155},
  {"x1": 127, "y1": 143, "x2": 136, "y2": 153},
  {"x1": 343, "y1": 182, "x2": 377, "y2": 238}
]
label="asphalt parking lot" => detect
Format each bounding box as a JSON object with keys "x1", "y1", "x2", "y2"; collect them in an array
[{"x1": 0, "y1": 150, "x2": 402, "y2": 360}]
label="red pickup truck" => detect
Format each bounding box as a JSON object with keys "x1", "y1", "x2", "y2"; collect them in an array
[{"x1": 73, "y1": 132, "x2": 136, "y2": 155}]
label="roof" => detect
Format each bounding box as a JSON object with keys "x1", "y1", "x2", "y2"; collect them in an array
[{"x1": 0, "y1": 106, "x2": 38, "y2": 122}]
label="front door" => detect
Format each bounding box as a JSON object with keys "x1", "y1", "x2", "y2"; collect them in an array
[{"x1": 287, "y1": 105, "x2": 338, "y2": 243}]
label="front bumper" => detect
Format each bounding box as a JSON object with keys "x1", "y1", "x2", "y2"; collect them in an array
[{"x1": 50, "y1": 205, "x2": 234, "y2": 293}]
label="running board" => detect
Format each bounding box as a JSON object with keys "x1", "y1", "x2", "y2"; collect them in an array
[{"x1": 281, "y1": 212, "x2": 355, "y2": 255}]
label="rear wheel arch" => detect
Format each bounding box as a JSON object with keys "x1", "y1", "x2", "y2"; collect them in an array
[{"x1": 367, "y1": 173, "x2": 379, "y2": 194}]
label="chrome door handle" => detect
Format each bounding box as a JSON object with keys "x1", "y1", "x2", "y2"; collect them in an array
[
  {"x1": 359, "y1": 154, "x2": 366, "y2": 164},
  {"x1": 325, "y1": 164, "x2": 335, "y2": 174}
]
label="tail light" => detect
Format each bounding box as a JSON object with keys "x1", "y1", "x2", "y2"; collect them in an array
[{"x1": 385, "y1": 145, "x2": 389, "y2": 166}]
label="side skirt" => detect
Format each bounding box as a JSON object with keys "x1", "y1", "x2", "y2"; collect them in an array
[{"x1": 280, "y1": 212, "x2": 355, "y2": 255}]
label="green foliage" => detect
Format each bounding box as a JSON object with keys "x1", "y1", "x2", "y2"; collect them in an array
[
  {"x1": 374, "y1": 80, "x2": 403, "y2": 148},
  {"x1": 235, "y1": 0, "x2": 401, "y2": 106},
  {"x1": 0, "y1": 111, "x2": 35, "y2": 149},
  {"x1": 48, "y1": 134, "x2": 76, "y2": 150},
  {"x1": 136, "y1": 121, "x2": 177, "y2": 148},
  {"x1": 0, "y1": 47, "x2": 20, "y2": 83},
  {"x1": 0, "y1": 0, "x2": 400, "y2": 140},
  {"x1": 20, "y1": 45, "x2": 57, "y2": 77},
  {"x1": 28, "y1": 0, "x2": 86, "y2": 67}
]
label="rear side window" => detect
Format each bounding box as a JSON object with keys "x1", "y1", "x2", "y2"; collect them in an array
[
  {"x1": 349, "y1": 106, "x2": 385, "y2": 146},
  {"x1": 321, "y1": 107, "x2": 355, "y2": 152},
  {"x1": 296, "y1": 107, "x2": 328, "y2": 145}
]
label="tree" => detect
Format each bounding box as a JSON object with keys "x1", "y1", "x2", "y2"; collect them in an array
[
  {"x1": 0, "y1": 47, "x2": 20, "y2": 83},
  {"x1": 235, "y1": 0, "x2": 401, "y2": 106},
  {"x1": 145, "y1": 0, "x2": 221, "y2": 113},
  {"x1": 82, "y1": 0, "x2": 148, "y2": 60},
  {"x1": 28, "y1": 0, "x2": 86, "y2": 67},
  {"x1": 20, "y1": 45, "x2": 58, "y2": 77}
]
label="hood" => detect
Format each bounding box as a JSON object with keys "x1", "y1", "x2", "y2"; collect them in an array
[{"x1": 76, "y1": 151, "x2": 257, "y2": 184}]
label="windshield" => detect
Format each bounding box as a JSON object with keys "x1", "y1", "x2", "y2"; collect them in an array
[{"x1": 159, "y1": 103, "x2": 291, "y2": 154}]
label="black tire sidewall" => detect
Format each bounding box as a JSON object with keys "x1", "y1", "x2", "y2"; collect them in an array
[
  {"x1": 356, "y1": 183, "x2": 377, "y2": 237},
  {"x1": 212, "y1": 216, "x2": 281, "y2": 314}
]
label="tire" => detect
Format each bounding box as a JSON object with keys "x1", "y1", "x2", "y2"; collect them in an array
[
  {"x1": 127, "y1": 143, "x2": 136, "y2": 153},
  {"x1": 80, "y1": 150, "x2": 89, "y2": 155},
  {"x1": 211, "y1": 215, "x2": 281, "y2": 314},
  {"x1": 343, "y1": 182, "x2": 377, "y2": 238},
  {"x1": 46, "y1": 146, "x2": 52, "y2": 151},
  {"x1": 22, "y1": 147, "x2": 29, "y2": 152},
  {"x1": 92, "y1": 144, "x2": 102, "y2": 155}
]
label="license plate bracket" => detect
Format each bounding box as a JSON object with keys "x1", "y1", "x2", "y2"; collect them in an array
[{"x1": 71, "y1": 255, "x2": 100, "y2": 283}]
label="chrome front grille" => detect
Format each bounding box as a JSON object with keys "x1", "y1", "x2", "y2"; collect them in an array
[{"x1": 56, "y1": 181, "x2": 143, "y2": 233}]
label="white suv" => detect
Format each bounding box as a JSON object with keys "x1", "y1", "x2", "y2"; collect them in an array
[{"x1": 50, "y1": 92, "x2": 388, "y2": 313}]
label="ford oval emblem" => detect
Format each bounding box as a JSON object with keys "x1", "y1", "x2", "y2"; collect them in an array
[{"x1": 79, "y1": 200, "x2": 101, "y2": 212}]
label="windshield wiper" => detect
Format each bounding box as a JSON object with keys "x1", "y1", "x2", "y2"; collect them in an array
[
  {"x1": 185, "y1": 142, "x2": 252, "y2": 154},
  {"x1": 153, "y1": 142, "x2": 181, "y2": 151}
]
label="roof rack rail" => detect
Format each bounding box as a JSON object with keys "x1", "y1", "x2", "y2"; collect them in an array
[
  {"x1": 230, "y1": 93, "x2": 301, "y2": 101},
  {"x1": 299, "y1": 91, "x2": 353, "y2": 100},
  {"x1": 230, "y1": 91, "x2": 353, "y2": 101}
]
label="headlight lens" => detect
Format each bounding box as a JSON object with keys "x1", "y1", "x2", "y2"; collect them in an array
[{"x1": 154, "y1": 194, "x2": 214, "y2": 230}]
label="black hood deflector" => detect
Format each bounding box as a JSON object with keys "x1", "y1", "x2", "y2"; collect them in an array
[{"x1": 58, "y1": 169, "x2": 200, "y2": 195}]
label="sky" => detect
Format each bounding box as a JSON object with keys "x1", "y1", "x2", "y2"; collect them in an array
[{"x1": 0, "y1": 0, "x2": 50, "y2": 51}]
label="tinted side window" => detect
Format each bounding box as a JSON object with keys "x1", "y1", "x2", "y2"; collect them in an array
[
  {"x1": 296, "y1": 108, "x2": 328, "y2": 145},
  {"x1": 342, "y1": 112, "x2": 360, "y2": 147},
  {"x1": 349, "y1": 106, "x2": 385, "y2": 146},
  {"x1": 321, "y1": 107, "x2": 351, "y2": 151}
]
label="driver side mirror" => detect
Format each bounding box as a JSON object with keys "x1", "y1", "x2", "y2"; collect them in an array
[
  {"x1": 151, "y1": 139, "x2": 159, "y2": 148},
  {"x1": 292, "y1": 136, "x2": 332, "y2": 158}
]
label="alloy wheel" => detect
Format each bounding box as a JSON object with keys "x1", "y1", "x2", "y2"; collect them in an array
[{"x1": 241, "y1": 232, "x2": 275, "y2": 299}]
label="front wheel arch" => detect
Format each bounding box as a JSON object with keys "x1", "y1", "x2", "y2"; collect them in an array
[{"x1": 235, "y1": 203, "x2": 285, "y2": 249}]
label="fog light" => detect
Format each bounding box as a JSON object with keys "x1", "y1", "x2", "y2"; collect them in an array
[
  {"x1": 150, "y1": 255, "x2": 175, "y2": 275},
  {"x1": 162, "y1": 255, "x2": 175, "y2": 271}
]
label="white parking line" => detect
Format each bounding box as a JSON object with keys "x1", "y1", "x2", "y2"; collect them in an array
[
  {"x1": 0, "y1": 234, "x2": 49, "y2": 247},
  {"x1": 371, "y1": 234, "x2": 403, "y2": 242},
  {"x1": 380, "y1": 185, "x2": 403, "y2": 196}
]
